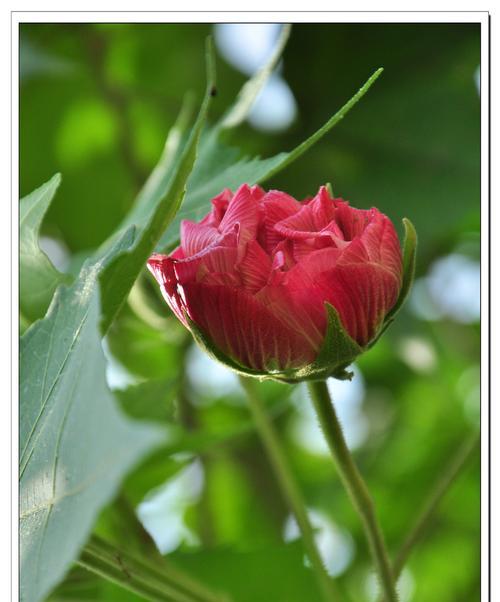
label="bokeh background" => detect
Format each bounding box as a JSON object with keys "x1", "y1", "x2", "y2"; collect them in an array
[{"x1": 20, "y1": 22, "x2": 481, "y2": 602}]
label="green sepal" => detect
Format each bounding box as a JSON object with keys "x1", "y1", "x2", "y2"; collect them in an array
[
  {"x1": 184, "y1": 302, "x2": 363, "y2": 385},
  {"x1": 367, "y1": 217, "x2": 417, "y2": 349}
]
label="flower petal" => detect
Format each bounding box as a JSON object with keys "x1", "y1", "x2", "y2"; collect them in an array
[
  {"x1": 147, "y1": 254, "x2": 189, "y2": 328},
  {"x1": 257, "y1": 189, "x2": 302, "y2": 253},
  {"x1": 357, "y1": 212, "x2": 403, "y2": 279},
  {"x1": 259, "y1": 247, "x2": 342, "y2": 349},
  {"x1": 219, "y1": 184, "x2": 260, "y2": 247},
  {"x1": 333, "y1": 201, "x2": 371, "y2": 240},
  {"x1": 181, "y1": 282, "x2": 317, "y2": 371},
  {"x1": 180, "y1": 220, "x2": 220, "y2": 256},
  {"x1": 274, "y1": 187, "x2": 342, "y2": 244},
  {"x1": 200, "y1": 188, "x2": 233, "y2": 227},
  {"x1": 237, "y1": 240, "x2": 273, "y2": 293},
  {"x1": 175, "y1": 229, "x2": 240, "y2": 286}
]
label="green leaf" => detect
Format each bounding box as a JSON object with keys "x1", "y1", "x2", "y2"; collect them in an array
[
  {"x1": 20, "y1": 174, "x2": 71, "y2": 321},
  {"x1": 20, "y1": 232, "x2": 165, "y2": 602},
  {"x1": 106, "y1": 302, "x2": 183, "y2": 380},
  {"x1": 115, "y1": 378, "x2": 177, "y2": 423},
  {"x1": 158, "y1": 67, "x2": 383, "y2": 250},
  {"x1": 98, "y1": 39, "x2": 216, "y2": 332},
  {"x1": 219, "y1": 24, "x2": 292, "y2": 129},
  {"x1": 120, "y1": 93, "x2": 195, "y2": 233}
]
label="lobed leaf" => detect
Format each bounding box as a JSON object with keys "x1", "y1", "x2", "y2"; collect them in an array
[
  {"x1": 20, "y1": 230, "x2": 164, "y2": 602},
  {"x1": 20, "y1": 174, "x2": 71, "y2": 322}
]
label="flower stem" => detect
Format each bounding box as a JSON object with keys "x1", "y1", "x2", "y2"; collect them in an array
[
  {"x1": 307, "y1": 380, "x2": 398, "y2": 602},
  {"x1": 239, "y1": 377, "x2": 341, "y2": 602},
  {"x1": 78, "y1": 535, "x2": 229, "y2": 602}
]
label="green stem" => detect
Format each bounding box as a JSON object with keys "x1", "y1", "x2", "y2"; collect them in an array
[
  {"x1": 78, "y1": 535, "x2": 229, "y2": 602},
  {"x1": 261, "y1": 68, "x2": 383, "y2": 183},
  {"x1": 239, "y1": 377, "x2": 341, "y2": 602},
  {"x1": 78, "y1": 549, "x2": 172, "y2": 602},
  {"x1": 307, "y1": 380, "x2": 398, "y2": 602},
  {"x1": 391, "y1": 431, "x2": 480, "y2": 579}
]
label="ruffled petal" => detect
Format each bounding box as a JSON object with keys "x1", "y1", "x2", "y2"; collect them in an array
[
  {"x1": 257, "y1": 189, "x2": 302, "y2": 253},
  {"x1": 357, "y1": 212, "x2": 403, "y2": 280},
  {"x1": 258, "y1": 247, "x2": 342, "y2": 348},
  {"x1": 175, "y1": 229, "x2": 240, "y2": 286},
  {"x1": 147, "y1": 254, "x2": 189, "y2": 328},
  {"x1": 271, "y1": 239, "x2": 297, "y2": 272},
  {"x1": 180, "y1": 220, "x2": 220, "y2": 256},
  {"x1": 200, "y1": 188, "x2": 233, "y2": 227},
  {"x1": 181, "y1": 282, "x2": 317, "y2": 371},
  {"x1": 220, "y1": 184, "x2": 260, "y2": 248},
  {"x1": 264, "y1": 240, "x2": 400, "y2": 347},
  {"x1": 274, "y1": 187, "x2": 342, "y2": 245},
  {"x1": 237, "y1": 240, "x2": 273, "y2": 293},
  {"x1": 320, "y1": 262, "x2": 399, "y2": 344},
  {"x1": 333, "y1": 201, "x2": 371, "y2": 240}
]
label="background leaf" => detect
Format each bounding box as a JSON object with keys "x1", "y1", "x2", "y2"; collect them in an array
[
  {"x1": 171, "y1": 543, "x2": 321, "y2": 602},
  {"x1": 97, "y1": 39, "x2": 215, "y2": 331}
]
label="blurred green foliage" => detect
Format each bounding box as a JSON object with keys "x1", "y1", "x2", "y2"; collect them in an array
[{"x1": 21, "y1": 22, "x2": 480, "y2": 602}]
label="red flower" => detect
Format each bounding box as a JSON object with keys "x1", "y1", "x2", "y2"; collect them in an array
[{"x1": 148, "y1": 184, "x2": 406, "y2": 376}]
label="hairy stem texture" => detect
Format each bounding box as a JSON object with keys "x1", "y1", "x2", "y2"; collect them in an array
[{"x1": 307, "y1": 380, "x2": 398, "y2": 602}]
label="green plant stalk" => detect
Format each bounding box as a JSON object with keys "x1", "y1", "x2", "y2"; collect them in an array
[
  {"x1": 239, "y1": 377, "x2": 341, "y2": 602},
  {"x1": 261, "y1": 68, "x2": 383, "y2": 183},
  {"x1": 307, "y1": 380, "x2": 398, "y2": 602},
  {"x1": 78, "y1": 535, "x2": 228, "y2": 602},
  {"x1": 391, "y1": 431, "x2": 480, "y2": 579},
  {"x1": 91, "y1": 535, "x2": 228, "y2": 602},
  {"x1": 78, "y1": 550, "x2": 190, "y2": 602},
  {"x1": 78, "y1": 549, "x2": 171, "y2": 602}
]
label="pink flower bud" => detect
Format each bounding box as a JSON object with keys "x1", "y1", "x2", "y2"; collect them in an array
[{"x1": 148, "y1": 184, "x2": 413, "y2": 380}]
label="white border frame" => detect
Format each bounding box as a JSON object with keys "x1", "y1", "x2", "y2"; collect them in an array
[{"x1": 9, "y1": 11, "x2": 490, "y2": 602}]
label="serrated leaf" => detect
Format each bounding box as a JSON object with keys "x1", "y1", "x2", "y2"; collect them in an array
[
  {"x1": 20, "y1": 174, "x2": 71, "y2": 321},
  {"x1": 20, "y1": 231, "x2": 165, "y2": 602},
  {"x1": 98, "y1": 39, "x2": 216, "y2": 332},
  {"x1": 158, "y1": 67, "x2": 383, "y2": 250}
]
